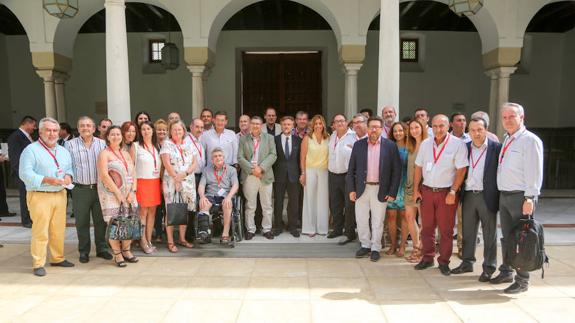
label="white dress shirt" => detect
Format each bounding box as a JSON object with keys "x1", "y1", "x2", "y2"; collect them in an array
[
  {"x1": 415, "y1": 134, "x2": 469, "y2": 188},
  {"x1": 465, "y1": 137, "x2": 488, "y2": 191},
  {"x1": 184, "y1": 133, "x2": 206, "y2": 174},
  {"x1": 451, "y1": 131, "x2": 472, "y2": 144},
  {"x1": 328, "y1": 129, "x2": 355, "y2": 174},
  {"x1": 280, "y1": 133, "x2": 292, "y2": 157},
  {"x1": 200, "y1": 128, "x2": 238, "y2": 166},
  {"x1": 496, "y1": 126, "x2": 543, "y2": 197}
]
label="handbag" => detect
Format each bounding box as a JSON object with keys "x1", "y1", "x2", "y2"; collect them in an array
[
  {"x1": 106, "y1": 204, "x2": 142, "y2": 241},
  {"x1": 166, "y1": 191, "x2": 189, "y2": 226}
]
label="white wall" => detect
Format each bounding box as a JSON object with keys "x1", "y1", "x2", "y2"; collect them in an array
[
  {"x1": 360, "y1": 30, "x2": 490, "y2": 120},
  {"x1": 0, "y1": 28, "x2": 574, "y2": 129},
  {"x1": 510, "y1": 33, "x2": 565, "y2": 128}
]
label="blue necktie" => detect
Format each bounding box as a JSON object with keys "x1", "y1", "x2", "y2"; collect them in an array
[{"x1": 285, "y1": 136, "x2": 290, "y2": 159}]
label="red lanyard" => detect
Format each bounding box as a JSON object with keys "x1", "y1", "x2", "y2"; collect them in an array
[
  {"x1": 253, "y1": 137, "x2": 260, "y2": 154},
  {"x1": 38, "y1": 139, "x2": 59, "y2": 169},
  {"x1": 499, "y1": 137, "x2": 516, "y2": 164},
  {"x1": 143, "y1": 143, "x2": 157, "y2": 170},
  {"x1": 108, "y1": 147, "x2": 129, "y2": 173},
  {"x1": 470, "y1": 146, "x2": 487, "y2": 169},
  {"x1": 172, "y1": 140, "x2": 185, "y2": 161},
  {"x1": 189, "y1": 134, "x2": 202, "y2": 158},
  {"x1": 214, "y1": 166, "x2": 227, "y2": 187},
  {"x1": 432, "y1": 134, "x2": 450, "y2": 164}
]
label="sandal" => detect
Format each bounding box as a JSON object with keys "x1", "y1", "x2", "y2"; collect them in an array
[
  {"x1": 220, "y1": 236, "x2": 230, "y2": 244},
  {"x1": 396, "y1": 247, "x2": 406, "y2": 258},
  {"x1": 140, "y1": 240, "x2": 153, "y2": 254},
  {"x1": 177, "y1": 240, "x2": 194, "y2": 249},
  {"x1": 385, "y1": 246, "x2": 397, "y2": 256},
  {"x1": 121, "y1": 249, "x2": 139, "y2": 263},
  {"x1": 167, "y1": 242, "x2": 178, "y2": 253},
  {"x1": 406, "y1": 247, "x2": 422, "y2": 263},
  {"x1": 112, "y1": 250, "x2": 127, "y2": 268}
]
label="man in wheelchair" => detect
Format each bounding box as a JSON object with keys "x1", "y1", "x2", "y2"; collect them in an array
[{"x1": 197, "y1": 148, "x2": 239, "y2": 244}]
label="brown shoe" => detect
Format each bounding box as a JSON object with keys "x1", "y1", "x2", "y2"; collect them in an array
[{"x1": 263, "y1": 231, "x2": 275, "y2": 240}]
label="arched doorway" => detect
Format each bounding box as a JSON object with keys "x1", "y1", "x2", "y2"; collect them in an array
[{"x1": 208, "y1": 0, "x2": 339, "y2": 121}]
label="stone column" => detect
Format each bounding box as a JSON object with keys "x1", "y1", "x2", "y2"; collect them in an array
[
  {"x1": 377, "y1": 0, "x2": 400, "y2": 116},
  {"x1": 188, "y1": 65, "x2": 206, "y2": 118},
  {"x1": 482, "y1": 47, "x2": 521, "y2": 138},
  {"x1": 485, "y1": 67, "x2": 516, "y2": 138},
  {"x1": 343, "y1": 63, "x2": 362, "y2": 120},
  {"x1": 54, "y1": 73, "x2": 69, "y2": 121},
  {"x1": 35, "y1": 70, "x2": 57, "y2": 119},
  {"x1": 105, "y1": 0, "x2": 131, "y2": 124}
]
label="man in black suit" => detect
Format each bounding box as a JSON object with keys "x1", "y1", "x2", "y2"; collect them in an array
[
  {"x1": 451, "y1": 117, "x2": 502, "y2": 281},
  {"x1": 7, "y1": 116, "x2": 37, "y2": 228},
  {"x1": 272, "y1": 116, "x2": 302, "y2": 237},
  {"x1": 347, "y1": 116, "x2": 402, "y2": 262}
]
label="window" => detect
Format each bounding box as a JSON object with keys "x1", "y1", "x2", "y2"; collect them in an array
[
  {"x1": 149, "y1": 39, "x2": 165, "y2": 63},
  {"x1": 400, "y1": 38, "x2": 418, "y2": 62}
]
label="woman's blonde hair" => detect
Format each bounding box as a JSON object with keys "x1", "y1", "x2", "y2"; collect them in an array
[
  {"x1": 307, "y1": 114, "x2": 329, "y2": 140},
  {"x1": 168, "y1": 120, "x2": 187, "y2": 142},
  {"x1": 406, "y1": 118, "x2": 428, "y2": 153}
]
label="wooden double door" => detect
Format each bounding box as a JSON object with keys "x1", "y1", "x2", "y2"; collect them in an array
[{"x1": 241, "y1": 52, "x2": 322, "y2": 118}]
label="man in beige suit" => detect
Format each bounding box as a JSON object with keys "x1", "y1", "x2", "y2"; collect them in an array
[{"x1": 238, "y1": 116, "x2": 278, "y2": 240}]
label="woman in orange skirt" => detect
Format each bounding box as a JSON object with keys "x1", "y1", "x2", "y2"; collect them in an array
[{"x1": 130, "y1": 120, "x2": 162, "y2": 253}]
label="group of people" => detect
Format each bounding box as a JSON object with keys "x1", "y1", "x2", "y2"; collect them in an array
[{"x1": 8, "y1": 102, "x2": 543, "y2": 295}]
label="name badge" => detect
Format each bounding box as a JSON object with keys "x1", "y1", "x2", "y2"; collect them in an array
[
  {"x1": 217, "y1": 188, "x2": 226, "y2": 197},
  {"x1": 153, "y1": 169, "x2": 160, "y2": 177},
  {"x1": 56, "y1": 168, "x2": 64, "y2": 178},
  {"x1": 425, "y1": 162, "x2": 433, "y2": 172}
]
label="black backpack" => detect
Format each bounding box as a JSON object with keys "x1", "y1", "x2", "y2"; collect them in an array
[{"x1": 503, "y1": 215, "x2": 549, "y2": 278}]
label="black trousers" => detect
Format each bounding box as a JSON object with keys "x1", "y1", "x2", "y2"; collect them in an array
[
  {"x1": 0, "y1": 168, "x2": 9, "y2": 213},
  {"x1": 273, "y1": 181, "x2": 301, "y2": 232},
  {"x1": 14, "y1": 175, "x2": 30, "y2": 225},
  {"x1": 461, "y1": 191, "x2": 497, "y2": 274},
  {"x1": 499, "y1": 191, "x2": 530, "y2": 284},
  {"x1": 328, "y1": 172, "x2": 356, "y2": 239}
]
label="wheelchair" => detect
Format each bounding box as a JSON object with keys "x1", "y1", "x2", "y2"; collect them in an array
[{"x1": 195, "y1": 194, "x2": 243, "y2": 247}]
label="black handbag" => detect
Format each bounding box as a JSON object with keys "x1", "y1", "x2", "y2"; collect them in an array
[
  {"x1": 166, "y1": 192, "x2": 188, "y2": 226},
  {"x1": 106, "y1": 204, "x2": 142, "y2": 241}
]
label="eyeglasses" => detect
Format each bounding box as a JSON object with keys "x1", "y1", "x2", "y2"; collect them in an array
[{"x1": 369, "y1": 126, "x2": 382, "y2": 130}]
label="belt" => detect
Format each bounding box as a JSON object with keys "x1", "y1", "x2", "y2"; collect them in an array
[
  {"x1": 365, "y1": 182, "x2": 379, "y2": 185},
  {"x1": 74, "y1": 183, "x2": 97, "y2": 189},
  {"x1": 501, "y1": 190, "x2": 524, "y2": 195},
  {"x1": 466, "y1": 190, "x2": 483, "y2": 194},
  {"x1": 30, "y1": 190, "x2": 64, "y2": 193},
  {"x1": 423, "y1": 185, "x2": 450, "y2": 192}
]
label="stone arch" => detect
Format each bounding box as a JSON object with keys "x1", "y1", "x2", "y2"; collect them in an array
[
  {"x1": 361, "y1": 0, "x2": 501, "y2": 53},
  {"x1": 52, "y1": 0, "x2": 185, "y2": 58},
  {"x1": 207, "y1": 0, "x2": 343, "y2": 51}
]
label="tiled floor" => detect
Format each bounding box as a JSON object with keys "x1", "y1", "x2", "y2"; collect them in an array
[{"x1": 1, "y1": 243, "x2": 575, "y2": 322}]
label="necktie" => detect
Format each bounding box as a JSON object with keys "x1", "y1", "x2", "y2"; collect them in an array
[{"x1": 285, "y1": 136, "x2": 290, "y2": 159}]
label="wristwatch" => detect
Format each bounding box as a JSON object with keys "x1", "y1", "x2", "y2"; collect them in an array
[
  {"x1": 449, "y1": 189, "x2": 457, "y2": 195},
  {"x1": 525, "y1": 196, "x2": 535, "y2": 202}
]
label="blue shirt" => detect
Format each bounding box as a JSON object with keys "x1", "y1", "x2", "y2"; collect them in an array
[{"x1": 19, "y1": 141, "x2": 74, "y2": 192}]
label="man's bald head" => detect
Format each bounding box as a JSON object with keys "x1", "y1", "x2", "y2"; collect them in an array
[{"x1": 431, "y1": 114, "x2": 450, "y2": 139}]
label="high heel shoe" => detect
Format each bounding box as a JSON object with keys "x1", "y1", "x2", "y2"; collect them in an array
[
  {"x1": 121, "y1": 249, "x2": 139, "y2": 263},
  {"x1": 112, "y1": 250, "x2": 127, "y2": 268},
  {"x1": 139, "y1": 240, "x2": 153, "y2": 254}
]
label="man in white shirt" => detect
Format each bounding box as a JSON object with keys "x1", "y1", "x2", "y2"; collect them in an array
[
  {"x1": 450, "y1": 112, "x2": 471, "y2": 143},
  {"x1": 201, "y1": 108, "x2": 214, "y2": 131},
  {"x1": 414, "y1": 108, "x2": 434, "y2": 138},
  {"x1": 264, "y1": 106, "x2": 281, "y2": 136},
  {"x1": 236, "y1": 114, "x2": 251, "y2": 140},
  {"x1": 327, "y1": 114, "x2": 356, "y2": 239},
  {"x1": 491, "y1": 102, "x2": 543, "y2": 294},
  {"x1": 413, "y1": 114, "x2": 468, "y2": 276},
  {"x1": 200, "y1": 111, "x2": 238, "y2": 167}
]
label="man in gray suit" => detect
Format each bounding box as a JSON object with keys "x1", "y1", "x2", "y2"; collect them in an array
[{"x1": 238, "y1": 116, "x2": 278, "y2": 240}]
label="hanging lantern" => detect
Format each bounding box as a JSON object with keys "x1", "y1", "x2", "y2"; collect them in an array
[
  {"x1": 448, "y1": 0, "x2": 483, "y2": 17},
  {"x1": 161, "y1": 43, "x2": 180, "y2": 70},
  {"x1": 43, "y1": 0, "x2": 79, "y2": 19}
]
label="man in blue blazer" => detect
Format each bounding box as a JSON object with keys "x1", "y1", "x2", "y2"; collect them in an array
[
  {"x1": 451, "y1": 117, "x2": 502, "y2": 281},
  {"x1": 346, "y1": 116, "x2": 402, "y2": 262}
]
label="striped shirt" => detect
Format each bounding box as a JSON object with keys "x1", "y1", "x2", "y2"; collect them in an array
[{"x1": 65, "y1": 136, "x2": 107, "y2": 185}]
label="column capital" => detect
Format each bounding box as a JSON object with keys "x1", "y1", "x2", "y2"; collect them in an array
[
  {"x1": 187, "y1": 65, "x2": 206, "y2": 76},
  {"x1": 482, "y1": 47, "x2": 521, "y2": 71},
  {"x1": 342, "y1": 63, "x2": 363, "y2": 76},
  {"x1": 32, "y1": 52, "x2": 72, "y2": 74},
  {"x1": 35, "y1": 69, "x2": 56, "y2": 81},
  {"x1": 339, "y1": 44, "x2": 365, "y2": 65},
  {"x1": 185, "y1": 47, "x2": 214, "y2": 67},
  {"x1": 485, "y1": 66, "x2": 517, "y2": 79}
]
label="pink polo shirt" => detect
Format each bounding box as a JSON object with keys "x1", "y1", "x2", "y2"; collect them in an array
[{"x1": 366, "y1": 138, "x2": 381, "y2": 182}]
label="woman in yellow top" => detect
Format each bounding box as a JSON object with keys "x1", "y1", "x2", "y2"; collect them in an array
[{"x1": 300, "y1": 114, "x2": 329, "y2": 236}]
